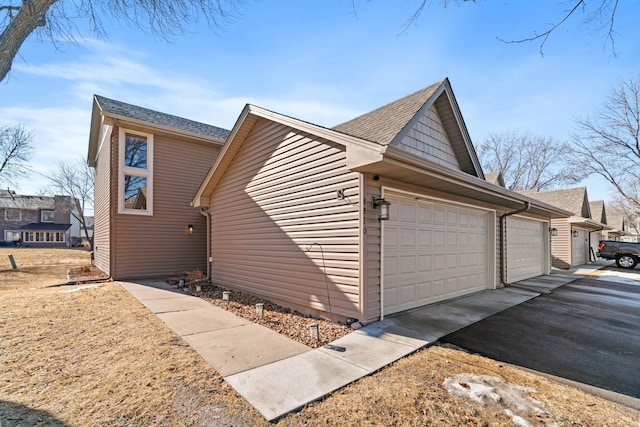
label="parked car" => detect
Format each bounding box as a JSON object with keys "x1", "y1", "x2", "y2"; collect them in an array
[{"x1": 597, "y1": 240, "x2": 640, "y2": 269}]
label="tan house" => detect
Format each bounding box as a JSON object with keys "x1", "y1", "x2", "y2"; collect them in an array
[
  {"x1": 87, "y1": 95, "x2": 230, "y2": 279},
  {"x1": 521, "y1": 187, "x2": 609, "y2": 269},
  {"x1": 192, "y1": 78, "x2": 570, "y2": 323}
]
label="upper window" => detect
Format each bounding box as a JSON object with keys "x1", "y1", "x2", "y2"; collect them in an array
[
  {"x1": 4, "y1": 209, "x2": 21, "y2": 221},
  {"x1": 41, "y1": 210, "x2": 55, "y2": 222},
  {"x1": 119, "y1": 129, "x2": 153, "y2": 215}
]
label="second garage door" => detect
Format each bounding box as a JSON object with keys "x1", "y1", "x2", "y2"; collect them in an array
[
  {"x1": 383, "y1": 193, "x2": 493, "y2": 316},
  {"x1": 505, "y1": 217, "x2": 547, "y2": 283}
]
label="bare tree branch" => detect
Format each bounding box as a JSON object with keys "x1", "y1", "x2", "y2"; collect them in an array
[
  {"x1": 477, "y1": 130, "x2": 584, "y2": 191},
  {"x1": 1, "y1": 0, "x2": 244, "y2": 83},
  {"x1": 570, "y1": 74, "x2": 640, "y2": 212},
  {"x1": 45, "y1": 158, "x2": 95, "y2": 249},
  {"x1": 0, "y1": 123, "x2": 33, "y2": 186}
]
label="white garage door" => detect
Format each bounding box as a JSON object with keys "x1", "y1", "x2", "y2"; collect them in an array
[
  {"x1": 505, "y1": 217, "x2": 546, "y2": 283},
  {"x1": 572, "y1": 228, "x2": 589, "y2": 266},
  {"x1": 383, "y1": 193, "x2": 492, "y2": 316}
]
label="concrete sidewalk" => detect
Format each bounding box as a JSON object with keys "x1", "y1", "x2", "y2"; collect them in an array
[{"x1": 120, "y1": 270, "x2": 590, "y2": 421}]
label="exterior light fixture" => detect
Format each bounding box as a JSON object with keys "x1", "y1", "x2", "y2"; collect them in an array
[
  {"x1": 572, "y1": 230, "x2": 579, "y2": 237},
  {"x1": 549, "y1": 228, "x2": 558, "y2": 237},
  {"x1": 372, "y1": 196, "x2": 391, "y2": 221},
  {"x1": 188, "y1": 224, "x2": 194, "y2": 235}
]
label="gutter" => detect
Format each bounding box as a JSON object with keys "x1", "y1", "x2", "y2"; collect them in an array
[
  {"x1": 499, "y1": 201, "x2": 550, "y2": 294},
  {"x1": 200, "y1": 208, "x2": 212, "y2": 280}
]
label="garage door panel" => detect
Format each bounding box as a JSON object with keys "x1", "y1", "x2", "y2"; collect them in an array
[
  {"x1": 384, "y1": 193, "x2": 493, "y2": 316},
  {"x1": 506, "y1": 217, "x2": 546, "y2": 283}
]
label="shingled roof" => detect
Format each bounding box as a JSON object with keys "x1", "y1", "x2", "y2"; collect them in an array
[
  {"x1": 332, "y1": 78, "x2": 483, "y2": 177},
  {"x1": 589, "y1": 200, "x2": 606, "y2": 224},
  {"x1": 333, "y1": 80, "x2": 442, "y2": 145},
  {"x1": 519, "y1": 187, "x2": 591, "y2": 218},
  {"x1": 94, "y1": 95, "x2": 230, "y2": 141}
]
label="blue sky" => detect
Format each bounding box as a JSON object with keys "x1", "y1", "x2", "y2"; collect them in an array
[{"x1": 1, "y1": 1, "x2": 638, "y2": 204}]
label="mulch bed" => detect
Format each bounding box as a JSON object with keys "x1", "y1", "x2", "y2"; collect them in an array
[{"x1": 170, "y1": 280, "x2": 353, "y2": 348}]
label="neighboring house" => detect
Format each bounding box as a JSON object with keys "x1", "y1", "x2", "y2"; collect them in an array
[
  {"x1": 191, "y1": 78, "x2": 570, "y2": 323},
  {"x1": 484, "y1": 171, "x2": 506, "y2": 187},
  {"x1": 87, "y1": 95, "x2": 230, "y2": 279},
  {"x1": 0, "y1": 189, "x2": 75, "y2": 247},
  {"x1": 520, "y1": 187, "x2": 609, "y2": 269},
  {"x1": 602, "y1": 213, "x2": 626, "y2": 241},
  {"x1": 605, "y1": 210, "x2": 640, "y2": 242},
  {"x1": 69, "y1": 214, "x2": 94, "y2": 246}
]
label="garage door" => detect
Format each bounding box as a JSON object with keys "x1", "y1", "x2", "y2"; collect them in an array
[
  {"x1": 505, "y1": 217, "x2": 546, "y2": 283},
  {"x1": 383, "y1": 193, "x2": 492, "y2": 316},
  {"x1": 572, "y1": 228, "x2": 589, "y2": 266}
]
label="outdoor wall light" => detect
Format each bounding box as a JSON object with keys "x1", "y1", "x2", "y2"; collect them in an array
[
  {"x1": 188, "y1": 224, "x2": 194, "y2": 235},
  {"x1": 372, "y1": 196, "x2": 391, "y2": 221},
  {"x1": 572, "y1": 230, "x2": 579, "y2": 237},
  {"x1": 549, "y1": 228, "x2": 558, "y2": 237}
]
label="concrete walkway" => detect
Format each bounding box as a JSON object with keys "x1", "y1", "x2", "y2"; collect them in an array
[{"x1": 120, "y1": 269, "x2": 595, "y2": 421}]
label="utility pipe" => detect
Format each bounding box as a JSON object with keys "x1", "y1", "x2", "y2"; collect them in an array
[
  {"x1": 499, "y1": 201, "x2": 537, "y2": 290},
  {"x1": 200, "y1": 208, "x2": 212, "y2": 280}
]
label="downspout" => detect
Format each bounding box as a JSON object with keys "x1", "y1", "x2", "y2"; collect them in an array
[
  {"x1": 200, "y1": 208, "x2": 211, "y2": 280},
  {"x1": 500, "y1": 201, "x2": 545, "y2": 292}
]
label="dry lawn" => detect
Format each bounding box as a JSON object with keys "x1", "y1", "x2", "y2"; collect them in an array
[{"x1": 1, "y1": 249, "x2": 639, "y2": 426}]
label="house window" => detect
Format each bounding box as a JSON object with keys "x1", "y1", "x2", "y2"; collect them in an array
[
  {"x1": 41, "y1": 210, "x2": 55, "y2": 222},
  {"x1": 119, "y1": 129, "x2": 153, "y2": 215},
  {"x1": 4, "y1": 209, "x2": 21, "y2": 221},
  {"x1": 22, "y1": 231, "x2": 65, "y2": 242},
  {"x1": 4, "y1": 230, "x2": 20, "y2": 242}
]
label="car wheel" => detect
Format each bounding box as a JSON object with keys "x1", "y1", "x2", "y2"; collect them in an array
[{"x1": 615, "y1": 254, "x2": 638, "y2": 269}]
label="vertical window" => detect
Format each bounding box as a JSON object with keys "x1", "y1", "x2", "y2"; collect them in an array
[
  {"x1": 41, "y1": 210, "x2": 55, "y2": 222},
  {"x1": 119, "y1": 129, "x2": 153, "y2": 215}
]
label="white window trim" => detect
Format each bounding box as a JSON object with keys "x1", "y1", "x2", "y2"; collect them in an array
[
  {"x1": 4, "y1": 209, "x2": 21, "y2": 221},
  {"x1": 4, "y1": 230, "x2": 20, "y2": 242},
  {"x1": 118, "y1": 128, "x2": 154, "y2": 216},
  {"x1": 41, "y1": 210, "x2": 55, "y2": 222}
]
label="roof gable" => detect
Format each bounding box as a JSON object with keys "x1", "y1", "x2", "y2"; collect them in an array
[
  {"x1": 519, "y1": 187, "x2": 591, "y2": 218},
  {"x1": 332, "y1": 78, "x2": 483, "y2": 178},
  {"x1": 485, "y1": 171, "x2": 506, "y2": 187},
  {"x1": 589, "y1": 200, "x2": 606, "y2": 224},
  {"x1": 88, "y1": 95, "x2": 230, "y2": 167}
]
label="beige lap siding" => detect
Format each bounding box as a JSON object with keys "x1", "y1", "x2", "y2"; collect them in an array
[
  {"x1": 113, "y1": 130, "x2": 220, "y2": 279},
  {"x1": 92, "y1": 127, "x2": 114, "y2": 275},
  {"x1": 209, "y1": 119, "x2": 361, "y2": 319},
  {"x1": 550, "y1": 219, "x2": 571, "y2": 269}
]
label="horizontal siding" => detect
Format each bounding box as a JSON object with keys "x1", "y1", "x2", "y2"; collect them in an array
[
  {"x1": 362, "y1": 174, "x2": 382, "y2": 323},
  {"x1": 92, "y1": 129, "x2": 112, "y2": 275},
  {"x1": 114, "y1": 131, "x2": 220, "y2": 278},
  {"x1": 210, "y1": 119, "x2": 361, "y2": 319},
  {"x1": 550, "y1": 219, "x2": 571, "y2": 269}
]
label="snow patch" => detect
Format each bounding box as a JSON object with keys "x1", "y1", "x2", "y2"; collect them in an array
[
  {"x1": 59, "y1": 284, "x2": 103, "y2": 293},
  {"x1": 444, "y1": 373, "x2": 557, "y2": 426},
  {"x1": 594, "y1": 270, "x2": 640, "y2": 286}
]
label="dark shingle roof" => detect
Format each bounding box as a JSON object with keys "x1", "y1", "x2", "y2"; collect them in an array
[
  {"x1": 94, "y1": 95, "x2": 230, "y2": 141},
  {"x1": 332, "y1": 80, "x2": 443, "y2": 145},
  {"x1": 0, "y1": 193, "x2": 55, "y2": 210},
  {"x1": 19, "y1": 223, "x2": 72, "y2": 231}
]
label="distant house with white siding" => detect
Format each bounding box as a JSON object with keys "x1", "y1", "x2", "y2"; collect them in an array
[{"x1": 0, "y1": 189, "x2": 76, "y2": 247}]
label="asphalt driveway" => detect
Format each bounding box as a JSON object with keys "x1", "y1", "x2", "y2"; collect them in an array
[{"x1": 441, "y1": 267, "x2": 640, "y2": 399}]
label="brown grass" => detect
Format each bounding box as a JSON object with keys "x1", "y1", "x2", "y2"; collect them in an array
[{"x1": 1, "y1": 249, "x2": 638, "y2": 426}]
